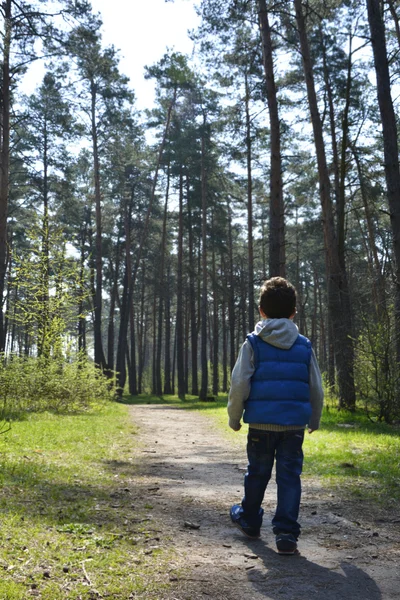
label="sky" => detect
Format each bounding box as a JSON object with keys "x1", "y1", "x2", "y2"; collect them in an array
[
  {"x1": 90, "y1": 0, "x2": 201, "y2": 110},
  {"x1": 20, "y1": 0, "x2": 200, "y2": 109}
]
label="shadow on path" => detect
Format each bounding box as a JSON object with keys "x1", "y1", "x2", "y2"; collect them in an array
[{"x1": 240, "y1": 536, "x2": 382, "y2": 600}]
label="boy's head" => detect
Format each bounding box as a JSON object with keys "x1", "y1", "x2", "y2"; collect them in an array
[{"x1": 259, "y1": 277, "x2": 296, "y2": 319}]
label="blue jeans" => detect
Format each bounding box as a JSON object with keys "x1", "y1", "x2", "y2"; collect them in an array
[{"x1": 240, "y1": 428, "x2": 304, "y2": 538}]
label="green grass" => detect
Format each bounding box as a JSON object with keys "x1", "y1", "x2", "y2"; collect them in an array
[
  {"x1": 123, "y1": 393, "x2": 400, "y2": 506},
  {"x1": 0, "y1": 403, "x2": 175, "y2": 599}
]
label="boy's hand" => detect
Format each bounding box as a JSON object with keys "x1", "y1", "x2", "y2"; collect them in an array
[
  {"x1": 229, "y1": 420, "x2": 242, "y2": 432},
  {"x1": 308, "y1": 428, "x2": 314, "y2": 434}
]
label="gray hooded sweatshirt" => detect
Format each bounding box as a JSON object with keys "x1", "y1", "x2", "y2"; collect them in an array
[{"x1": 227, "y1": 319, "x2": 324, "y2": 432}]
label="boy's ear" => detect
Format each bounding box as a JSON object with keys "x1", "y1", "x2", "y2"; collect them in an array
[
  {"x1": 259, "y1": 306, "x2": 267, "y2": 319},
  {"x1": 289, "y1": 309, "x2": 296, "y2": 320}
]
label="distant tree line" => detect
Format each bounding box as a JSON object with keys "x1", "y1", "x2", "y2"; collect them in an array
[{"x1": 1, "y1": 0, "x2": 400, "y2": 422}]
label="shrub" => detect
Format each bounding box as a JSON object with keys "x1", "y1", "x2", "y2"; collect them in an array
[
  {"x1": 0, "y1": 354, "x2": 113, "y2": 419},
  {"x1": 354, "y1": 319, "x2": 400, "y2": 423}
]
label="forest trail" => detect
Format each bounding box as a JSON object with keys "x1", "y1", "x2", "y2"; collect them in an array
[{"x1": 130, "y1": 404, "x2": 400, "y2": 600}]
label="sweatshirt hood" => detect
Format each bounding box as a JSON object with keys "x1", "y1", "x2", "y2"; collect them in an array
[{"x1": 253, "y1": 318, "x2": 299, "y2": 350}]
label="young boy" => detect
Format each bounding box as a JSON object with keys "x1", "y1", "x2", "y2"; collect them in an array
[{"x1": 228, "y1": 277, "x2": 324, "y2": 555}]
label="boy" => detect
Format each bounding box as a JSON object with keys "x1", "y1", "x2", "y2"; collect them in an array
[{"x1": 228, "y1": 277, "x2": 323, "y2": 555}]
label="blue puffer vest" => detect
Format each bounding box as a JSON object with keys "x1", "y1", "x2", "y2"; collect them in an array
[{"x1": 243, "y1": 333, "x2": 312, "y2": 426}]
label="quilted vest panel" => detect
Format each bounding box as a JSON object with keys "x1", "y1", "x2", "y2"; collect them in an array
[{"x1": 243, "y1": 332, "x2": 312, "y2": 426}]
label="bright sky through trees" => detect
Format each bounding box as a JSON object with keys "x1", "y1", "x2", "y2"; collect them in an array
[
  {"x1": 91, "y1": 0, "x2": 200, "y2": 109},
  {"x1": 20, "y1": 0, "x2": 200, "y2": 107}
]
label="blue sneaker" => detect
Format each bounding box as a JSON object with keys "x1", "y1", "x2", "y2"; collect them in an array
[
  {"x1": 275, "y1": 533, "x2": 297, "y2": 555},
  {"x1": 230, "y1": 505, "x2": 260, "y2": 539}
]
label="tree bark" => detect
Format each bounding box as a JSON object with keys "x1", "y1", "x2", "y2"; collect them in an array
[
  {"x1": 294, "y1": 0, "x2": 356, "y2": 409},
  {"x1": 176, "y1": 171, "x2": 186, "y2": 400},
  {"x1": 200, "y1": 120, "x2": 208, "y2": 400},
  {"x1": 163, "y1": 261, "x2": 173, "y2": 395},
  {"x1": 0, "y1": 0, "x2": 11, "y2": 352},
  {"x1": 187, "y1": 176, "x2": 199, "y2": 395},
  {"x1": 212, "y1": 214, "x2": 219, "y2": 396},
  {"x1": 90, "y1": 80, "x2": 106, "y2": 369},
  {"x1": 258, "y1": 0, "x2": 285, "y2": 278},
  {"x1": 244, "y1": 71, "x2": 255, "y2": 331},
  {"x1": 155, "y1": 165, "x2": 171, "y2": 396},
  {"x1": 227, "y1": 199, "x2": 236, "y2": 371},
  {"x1": 366, "y1": 0, "x2": 400, "y2": 362}
]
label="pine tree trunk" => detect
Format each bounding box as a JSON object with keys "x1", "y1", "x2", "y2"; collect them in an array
[
  {"x1": 294, "y1": 0, "x2": 356, "y2": 409},
  {"x1": 129, "y1": 298, "x2": 137, "y2": 395},
  {"x1": 176, "y1": 172, "x2": 186, "y2": 400},
  {"x1": 351, "y1": 145, "x2": 386, "y2": 314},
  {"x1": 200, "y1": 124, "x2": 208, "y2": 400},
  {"x1": 366, "y1": 0, "x2": 400, "y2": 361},
  {"x1": 227, "y1": 200, "x2": 236, "y2": 371},
  {"x1": 163, "y1": 262, "x2": 173, "y2": 395},
  {"x1": 212, "y1": 216, "x2": 219, "y2": 396},
  {"x1": 221, "y1": 256, "x2": 228, "y2": 393},
  {"x1": 187, "y1": 177, "x2": 199, "y2": 395},
  {"x1": 258, "y1": 0, "x2": 285, "y2": 277},
  {"x1": 90, "y1": 80, "x2": 106, "y2": 369},
  {"x1": 244, "y1": 72, "x2": 255, "y2": 331},
  {"x1": 387, "y1": 0, "x2": 400, "y2": 50},
  {"x1": 155, "y1": 165, "x2": 171, "y2": 396},
  {"x1": 0, "y1": 0, "x2": 11, "y2": 352}
]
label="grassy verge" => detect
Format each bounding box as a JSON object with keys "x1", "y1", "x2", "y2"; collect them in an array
[
  {"x1": 0, "y1": 402, "x2": 174, "y2": 599},
  {"x1": 123, "y1": 394, "x2": 400, "y2": 507}
]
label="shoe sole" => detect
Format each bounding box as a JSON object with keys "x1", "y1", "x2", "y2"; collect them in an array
[
  {"x1": 277, "y1": 547, "x2": 299, "y2": 555},
  {"x1": 232, "y1": 521, "x2": 260, "y2": 539}
]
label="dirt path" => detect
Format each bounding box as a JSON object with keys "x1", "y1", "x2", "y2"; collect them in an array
[{"x1": 130, "y1": 404, "x2": 400, "y2": 600}]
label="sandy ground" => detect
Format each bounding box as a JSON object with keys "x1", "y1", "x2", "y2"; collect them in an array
[{"x1": 129, "y1": 404, "x2": 400, "y2": 600}]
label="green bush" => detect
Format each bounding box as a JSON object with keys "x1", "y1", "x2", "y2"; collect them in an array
[
  {"x1": 354, "y1": 319, "x2": 400, "y2": 423},
  {"x1": 0, "y1": 354, "x2": 113, "y2": 418}
]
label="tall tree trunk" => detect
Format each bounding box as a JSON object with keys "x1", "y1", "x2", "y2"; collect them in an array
[
  {"x1": 0, "y1": 0, "x2": 11, "y2": 352},
  {"x1": 90, "y1": 80, "x2": 106, "y2": 369},
  {"x1": 227, "y1": 199, "x2": 236, "y2": 371},
  {"x1": 258, "y1": 0, "x2": 285, "y2": 277},
  {"x1": 107, "y1": 246, "x2": 120, "y2": 372},
  {"x1": 212, "y1": 215, "x2": 219, "y2": 396},
  {"x1": 129, "y1": 298, "x2": 137, "y2": 395},
  {"x1": 351, "y1": 144, "x2": 386, "y2": 314},
  {"x1": 78, "y1": 211, "x2": 89, "y2": 354},
  {"x1": 200, "y1": 122, "x2": 208, "y2": 400},
  {"x1": 38, "y1": 124, "x2": 50, "y2": 358},
  {"x1": 163, "y1": 262, "x2": 172, "y2": 394},
  {"x1": 187, "y1": 177, "x2": 199, "y2": 396},
  {"x1": 320, "y1": 26, "x2": 340, "y2": 207},
  {"x1": 294, "y1": 0, "x2": 356, "y2": 409},
  {"x1": 244, "y1": 71, "x2": 255, "y2": 331},
  {"x1": 138, "y1": 264, "x2": 146, "y2": 395},
  {"x1": 176, "y1": 172, "x2": 186, "y2": 400},
  {"x1": 367, "y1": 0, "x2": 400, "y2": 361},
  {"x1": 151, "y1": 286, "x2": 157, "y2": 394},
  {"x1": 387, "y1": 0, "x2": 400, "y2": 50},
  {"x1": 221, "y1": 255, "x2": 228, "y2": 393},
  {"x1": 155, "y1": 165, "x2": 171, "y2": 396},
  {"x1": 117, "y1": 93, "x2": 176, "y2": 392}
]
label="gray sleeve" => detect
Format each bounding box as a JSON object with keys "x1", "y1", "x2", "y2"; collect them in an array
[
  {"x1": 227, "y1": 340, "x2": 255, "y2": 430},
  {"x1": 308, "y1": 349, "x2": 324, "y2": 430}
]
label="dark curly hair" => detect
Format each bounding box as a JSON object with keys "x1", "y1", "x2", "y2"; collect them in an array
[{"x1": 259, "y1": 277, "x2": 296, "y2": 319}]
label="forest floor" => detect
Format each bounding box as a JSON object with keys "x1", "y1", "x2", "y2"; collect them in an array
[{"x1": 129, "y1": 403, "x2": 400, "y2": 600}]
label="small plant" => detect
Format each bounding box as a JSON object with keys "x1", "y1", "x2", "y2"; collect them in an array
[{"x1": 0, "y1": 353, "x2": 113, "y2": 418}]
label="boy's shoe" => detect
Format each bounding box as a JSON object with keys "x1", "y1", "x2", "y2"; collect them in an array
[
  {"x1": 230, "y1": 505, "x2": 260, "y2": 539},
  {"x1": 275, "y1": 533, "x2": 297, "y2": 555}
]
